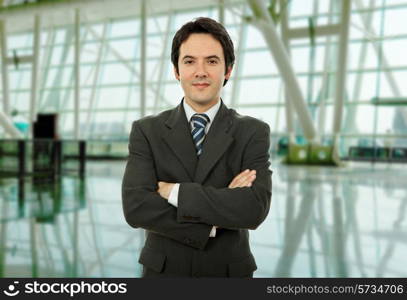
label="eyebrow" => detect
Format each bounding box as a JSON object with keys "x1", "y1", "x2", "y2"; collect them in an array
[{"x1": 182, "y1": 55, "x2": 221, "y2": 60}]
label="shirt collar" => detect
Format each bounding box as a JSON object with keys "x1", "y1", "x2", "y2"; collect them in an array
[{"x1": 183, "y1": 98, "x2": 221, "y2": 124}]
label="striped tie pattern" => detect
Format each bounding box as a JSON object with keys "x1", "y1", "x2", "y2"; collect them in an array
[{"x1": 190, "y1": 113, "x2": 210, "y2": 156}]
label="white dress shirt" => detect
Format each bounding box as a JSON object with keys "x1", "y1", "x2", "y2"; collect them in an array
[{"x1": 167, "y1": 99, "x2": 221, "y2": 237}]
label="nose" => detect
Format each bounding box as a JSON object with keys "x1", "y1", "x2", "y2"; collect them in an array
[{"x1": 194, "y1": 61, "x2": 208, "y2": 78}]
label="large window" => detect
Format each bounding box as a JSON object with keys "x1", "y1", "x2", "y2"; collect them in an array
[{"x1": 1, "y1": 0, "x2": 406, "y2": 151}]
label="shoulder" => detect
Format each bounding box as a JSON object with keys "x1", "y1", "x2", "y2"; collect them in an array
[
  {"x1": 130, "y1": 108, "x2": 173, "y2": 133},
  {"x1": 228, "y1": 108, "x2": 270, "y2": 135}
]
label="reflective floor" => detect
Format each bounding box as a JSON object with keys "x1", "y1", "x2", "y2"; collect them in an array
[{"x1": 0, "y1": 160, "x2": 406, "y2": 277}]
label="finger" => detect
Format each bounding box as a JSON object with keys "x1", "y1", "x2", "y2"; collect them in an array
[
  {"x1": 232, "y1": 169, "x2": 250, "y2": 183},
  {"x1": 228, "y1": 169, "x2": 250, "y2": 188},
  {"x1": 228, "y1": 181, "x2": 238, "y2": 188},
  {"x1": 242, "y1": 173, "x2": 256, "y2": 184},
  {"x1": 230, "y1": 179, "x2": 253, "y2": 188},
  {"x1": 236, "y1": 170, "x2": 256, "y2": 186},
  {"x1": 229, "y1": 169, "x2": 257, "y2": 188},
  {"x1": 229, "y1": 179, "x2": 244, "y2": 188},
  {"x1": 232, "y1": 169, "x2": 253, "y2": 185},
  {"x1": 244, "y1": 174, "x2": 256, "y2": 186},
  {"x1": 229, "y1": 171, "x2": 254, "y2": 188},
  {"x1": 235, "y1": 173, "x2": 256, "y2": 188}
]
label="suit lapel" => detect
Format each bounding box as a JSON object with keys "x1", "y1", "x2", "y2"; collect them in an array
[
  {"x1": 194, "y1": 102, "x2": 234, "y2": 184},
  {"x1": 162, "y1": 102, "x2": 198, "y2": 180}
]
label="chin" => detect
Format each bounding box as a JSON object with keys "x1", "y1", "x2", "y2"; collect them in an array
[{"x1": 189, "y1": 96, "x2": 213, "y2": 105}]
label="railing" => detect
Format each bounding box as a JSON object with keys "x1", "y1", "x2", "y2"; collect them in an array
[
  {"x1": 348, "y1": 146, "x2": 407, "y2": 163},
  {"x1": 0, "y1": 139, "x2": 86, "y2": 177}
]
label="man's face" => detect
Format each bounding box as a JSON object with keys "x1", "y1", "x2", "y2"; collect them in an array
[{"x1": 175, "y1": 33, "x2": 232, "y2": 108}]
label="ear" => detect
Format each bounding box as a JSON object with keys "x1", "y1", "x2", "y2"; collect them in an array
[
  {"x1": 173, "y1": 67, "x2": 180, "y2": 81},
  {"x1": 225, "y1": 65, "x2": 233, "y2": 80}
]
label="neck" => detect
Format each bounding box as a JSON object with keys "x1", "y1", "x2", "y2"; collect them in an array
[{"x1": 184, "y1": 97, "x2": 220, "y2": 113}]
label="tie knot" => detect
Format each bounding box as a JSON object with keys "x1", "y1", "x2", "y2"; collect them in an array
[{"x1": 191, "y1": 113, "x2": 209, "y2": 129}]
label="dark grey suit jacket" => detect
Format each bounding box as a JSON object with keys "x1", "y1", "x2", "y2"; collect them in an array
[{"x1": 122, "y1": 100, "x2": 272, "y2": 277}]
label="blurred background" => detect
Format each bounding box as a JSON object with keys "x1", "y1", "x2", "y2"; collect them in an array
[{"x1": 0, "y1": 0, "x2": 406, "y2": 277}]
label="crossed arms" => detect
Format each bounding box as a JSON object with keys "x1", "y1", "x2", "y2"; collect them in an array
[
  {"x1": 157, "y1": 169, "x2": 257, "y2": 199},
  {"x1": 122, "y1": 120, "x2": 272, "y2": 250}
]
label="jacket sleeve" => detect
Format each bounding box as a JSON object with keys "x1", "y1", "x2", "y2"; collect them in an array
[
  {"x1": 122, "y1": 121, "x2": 212, "y2": 250},
  {"x1": 177, "y1": 122, "x2": 272, "y2": 230}
]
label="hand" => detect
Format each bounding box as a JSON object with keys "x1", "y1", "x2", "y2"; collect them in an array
[
  {"x1": 157, "y1": 181, "x2": 175, "y2": 199},
  {"x1": 228, "y1": 169, "x2": 256, "y2": 188}
]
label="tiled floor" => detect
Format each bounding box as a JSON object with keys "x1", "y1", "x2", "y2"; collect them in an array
[{"x1": 0, "y1": 160, "x2": 406, "y2": 277}]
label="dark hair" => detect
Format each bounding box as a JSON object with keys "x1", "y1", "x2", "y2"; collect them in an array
[{"x1": 171, "y1": 17, "x2": 235, "y2": 86}]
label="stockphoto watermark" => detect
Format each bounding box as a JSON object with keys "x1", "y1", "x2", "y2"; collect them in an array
[{"x1": 2, "y1": 280, "x2": 127, "y2": 297}]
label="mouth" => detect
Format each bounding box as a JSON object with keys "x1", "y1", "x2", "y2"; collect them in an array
[{"x1": 193, "y1": 83, "x2": 210, "y2": 89}]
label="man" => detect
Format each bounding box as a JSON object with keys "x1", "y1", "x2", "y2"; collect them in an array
[{"x1": 122, "y1": 17, "x2": 272, "y2": 278}]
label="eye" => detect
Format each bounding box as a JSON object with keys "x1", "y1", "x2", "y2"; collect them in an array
[
  {"x1": 208, "y1": 59, "x2": 218, "y2": 64},
  {"x1": 184, "y1": 60, "x2": 193, "y2": 64}
]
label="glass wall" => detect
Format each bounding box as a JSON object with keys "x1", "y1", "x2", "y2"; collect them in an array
[{"x1": 1, "y1": 0, "x2": 407, "y2": 154}]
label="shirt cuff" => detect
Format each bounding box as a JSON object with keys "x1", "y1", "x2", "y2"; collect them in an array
[
  {"x1": 209, "y1": 226, "x2": 217, "y2": 238},
  {"x1": 168, "y1": 183, "x2": 180, "y2": 207}
]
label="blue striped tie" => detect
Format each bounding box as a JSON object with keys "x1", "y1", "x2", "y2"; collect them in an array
[{"x1": 191, "y1": 113, "x2": 210, "y2": 156}]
